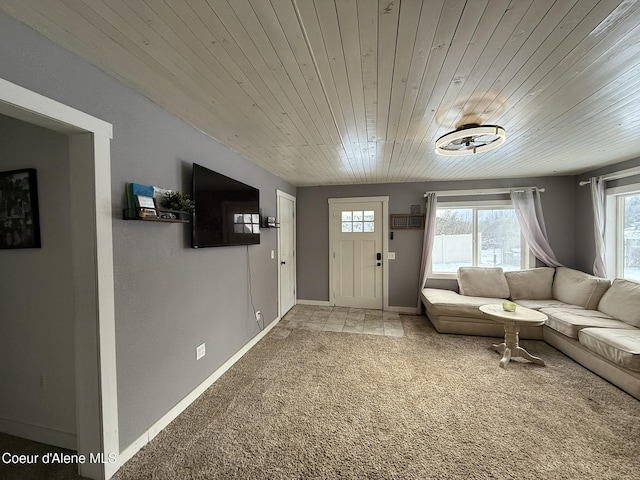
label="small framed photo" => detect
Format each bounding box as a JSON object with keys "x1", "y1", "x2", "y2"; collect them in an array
[
  {"x1": 135, "y1": 195, "x2": 158, "y2": 218},
  {"x1": 0, "y1": 168, "x2": 41, "y2": 249}
]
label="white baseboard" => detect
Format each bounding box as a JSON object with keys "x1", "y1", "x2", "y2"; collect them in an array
[
  {"x1": 0, "y1": 416, "x2": 76, "y2": 450},
  {"x1": 296, "y1": 299, "x2": 332, "y2": 306},
  {"x1": 296, "y1": 299, "x2": 418, "y2": 314},
  {"x1": 386, "y1": 305, "x2": 419, "y2": 314},
  {"x1": 117, "y1": 316, "x2": 280, "y2": 469}
]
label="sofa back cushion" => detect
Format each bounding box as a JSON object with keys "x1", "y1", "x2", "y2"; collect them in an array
[
  {"x1": 457, "y1": 267, "x2": 509, "y2": 299},
  {"x1": 552, "y1": 267, "x2": 611, "y2": 310},
  {"x1": 597, "y1": 279, "x2": 640, "y2": 327},
  {"x1": 504, "y1": 267, "x2": 555, "y2": 300}
]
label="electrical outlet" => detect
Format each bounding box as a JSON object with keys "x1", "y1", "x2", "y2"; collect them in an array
[
  {"x1": 388, "y1": 252, "x2": 396, "y2": 260},
  {"x1": 256, "y1": 310, "x2": 261, "y2": 321},
  {"x1": 196, "y1": 343, "x2": 206, "y2": 360}
]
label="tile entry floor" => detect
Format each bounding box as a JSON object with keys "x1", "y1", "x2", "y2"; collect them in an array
[{"x1": 276, "y1": 304, "x2": 405, "y2": 337}]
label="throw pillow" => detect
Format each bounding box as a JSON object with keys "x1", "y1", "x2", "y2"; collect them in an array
[
  {"x1": 504, "y1": 267, "x2": 555, "y2": 300},
  {"x1": 552, "y1": 267, "x2": 611, "y2": 310},
  {"x1": 457, "y1": 267, "x2": 509, "y2": 299},
  {"x1": 598, "y1": 278, "x2": 640, "y2": 327}
]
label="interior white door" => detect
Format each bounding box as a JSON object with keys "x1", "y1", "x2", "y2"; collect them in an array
[
  {"x1": 277, "y1": 191, "x2": 296, "y2": 318},
  {"x1": 333, "y1": 201, "x2": 383, "y2": 309}
]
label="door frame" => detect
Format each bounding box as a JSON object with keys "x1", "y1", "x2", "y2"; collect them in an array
[
  {"x1": 276, "y1": 189, "x2": 297, "y2": 318},
  {"x1": 328, "y1": 196, "x2": 389, "y2": 310},
  {"x1": 0, "y1": 78, "x2": 118, "y2": 480}
]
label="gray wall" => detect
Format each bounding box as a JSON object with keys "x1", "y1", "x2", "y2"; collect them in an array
[
  {"x1": 0, "y1": 114, "x2": 76, "y2": 445},
  {"x1": 297, "y1": 176, "x2": 577, "y2": 307},
  {"x1": 0, "y1": 11, "x2": 295, "y2": 449},
  {"x1": 574, "y1": 157, "x2": 640, "y2": 274}
]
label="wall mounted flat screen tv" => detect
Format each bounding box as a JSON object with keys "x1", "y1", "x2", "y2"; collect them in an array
[{"x1": 192, "y1": 163, "x2": 260, "y2": 248}]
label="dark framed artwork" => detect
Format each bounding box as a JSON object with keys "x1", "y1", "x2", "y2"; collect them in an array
[{"x1": 0, "y1": 169, "x2": 41, "y2": 249}]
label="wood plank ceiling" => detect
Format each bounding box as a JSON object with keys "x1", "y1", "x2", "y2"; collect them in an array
[{"x1": 3, "y1": 0, "x2": 640, "y2": 186}]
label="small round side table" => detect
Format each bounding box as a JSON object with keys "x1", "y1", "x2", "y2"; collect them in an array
[{"x1": 479, "y1": 304, "x2": 548, "y2": 368}]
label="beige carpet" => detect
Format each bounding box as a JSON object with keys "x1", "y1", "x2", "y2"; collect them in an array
[{"x1": 110, "y1": 315, "x2": 639, "y2": 480}]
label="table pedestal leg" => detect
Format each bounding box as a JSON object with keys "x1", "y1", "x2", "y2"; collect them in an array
[{"x1": 491, "y1": 324, "x2": 545, "y2": 368}]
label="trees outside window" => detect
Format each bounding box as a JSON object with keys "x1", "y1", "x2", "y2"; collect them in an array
[{"x1": 432, "y1": 205, "x2": 525, "y2": 273}]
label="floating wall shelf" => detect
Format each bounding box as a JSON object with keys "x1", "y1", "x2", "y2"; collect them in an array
[
  {"x1": 123, "y1": 208, "x2": 190, "y2": 223},
  {"x1": 261, "y1": 215, "x2": 279, "y2": 228}
]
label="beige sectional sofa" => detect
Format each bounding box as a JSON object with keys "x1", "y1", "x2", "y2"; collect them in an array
[{"x1": 421, "y1": 266, "x2": 640, "y2": 400}]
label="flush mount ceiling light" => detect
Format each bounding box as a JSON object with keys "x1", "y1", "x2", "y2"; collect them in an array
[{"x1": 435, "y1": 124, "x2": 506, "y2": 156}]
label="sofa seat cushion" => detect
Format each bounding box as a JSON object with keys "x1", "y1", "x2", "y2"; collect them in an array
[
  {"x1": 515, "y1": 299, "x2": 581, "y2": 310},
  {"x1": 541, "y1": 307, "x2": 636, "y2": 339},
  {"x1": 597, "y1": 278, "x2": 640, "y2": 328},
  {"x1": 457, "y1": 267, "x2": 510, "y2": 299},
  {"x1": 422, "y1": 288, "x2": 505, "y2": 318},
  {"x1": 505, "y1": 267, "x2": 555, "y2": 300},
  {"x1": 552, "y1": 267, "x2": 611, "y2": 310},
  {"x1": 578, "y1": 328, "x2": 640, "y2": 371}
]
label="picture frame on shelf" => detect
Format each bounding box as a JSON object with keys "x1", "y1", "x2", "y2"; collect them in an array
[
  {"x1": 135, "y1": 194, "x2": 159, "y2": 218},
  {"x1": 0, "y1": 168, "x2": 41, "y2": 249}
]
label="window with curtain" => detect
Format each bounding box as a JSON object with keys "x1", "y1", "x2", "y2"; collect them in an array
[
  {"x1": 431, "y1": 201, "x2": 532, "y2": 275},
  {"x1": 605, "y1": 183, "x2": 640, "y2": 281}
]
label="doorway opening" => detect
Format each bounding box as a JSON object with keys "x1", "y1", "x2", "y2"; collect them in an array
[{"x1": 0, "y1": 78, "x2": 118, "y2": 480}]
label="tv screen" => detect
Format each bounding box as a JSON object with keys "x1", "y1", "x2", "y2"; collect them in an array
[{"x1": 192, "y1": 163, "x2": 260, "y2": 248}]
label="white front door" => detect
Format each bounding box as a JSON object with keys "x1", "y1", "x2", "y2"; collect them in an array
[
  {"x1": 277, "y1": 190, "x2": 296, "y2": 318},
  {"x1": 331, "y1": 200, "x2": 384, "y2": 309}
]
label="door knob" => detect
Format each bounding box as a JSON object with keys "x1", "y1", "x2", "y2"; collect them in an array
[
  {"x1": 281, "y1": 261, "x2": 286, "y2": 265},
  {"x1": 376, "y1": 252, "x2": 382, "y2": 260}
]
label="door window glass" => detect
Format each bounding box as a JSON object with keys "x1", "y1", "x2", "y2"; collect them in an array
[{"x1": 341, "y1": 210, "x2": 375, "y2": 233}]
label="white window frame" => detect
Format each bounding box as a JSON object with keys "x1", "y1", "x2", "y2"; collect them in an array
[
  {"x1": 430, "y1": 200, "x2": 535, "y2": 280},
  {"x1": 604, "y1": 182, "x2": 640, "y2": 279}
]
